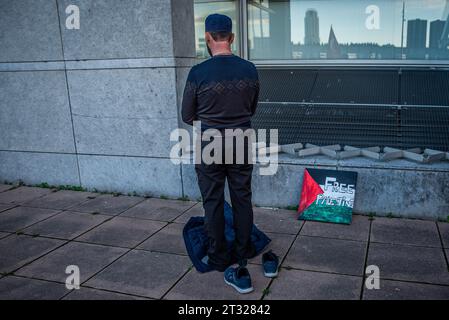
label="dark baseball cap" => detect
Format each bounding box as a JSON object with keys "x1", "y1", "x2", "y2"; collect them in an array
[{"x1": 205, "y1": 14, "x2": 232, "y2": 33}]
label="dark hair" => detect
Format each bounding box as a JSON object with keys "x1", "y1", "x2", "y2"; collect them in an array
[{"x1": 210, "y1": 31, "x2": 233, "y2": 42}]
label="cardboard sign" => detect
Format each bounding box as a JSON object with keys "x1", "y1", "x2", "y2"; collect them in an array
[{"x1": 298, "y1": 168, "x2": 358, "y2": 225}]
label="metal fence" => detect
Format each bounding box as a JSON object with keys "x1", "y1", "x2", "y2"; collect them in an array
[{"x1": 253, "y1": 68, "x2": 449, "y2": 157}]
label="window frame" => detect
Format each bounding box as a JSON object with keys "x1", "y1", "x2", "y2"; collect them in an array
[{"x1": 238, "y1": 0, "x2": 449, "y2": 67}]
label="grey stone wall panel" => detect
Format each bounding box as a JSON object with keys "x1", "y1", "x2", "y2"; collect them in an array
[{"x1": 0, "y1": 71, "x2": 76, "y2": 153}]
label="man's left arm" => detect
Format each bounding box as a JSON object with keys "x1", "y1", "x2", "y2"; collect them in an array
[{"x1": 250, "y1": 71, "x2": 260, "y2": 116}]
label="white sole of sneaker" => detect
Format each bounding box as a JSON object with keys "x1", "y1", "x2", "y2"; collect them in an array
[
  {"x1": 264, "y1": 270, "x2": 278, "y2": 278},
  {"x1": 224, "y1": 278, "x2": 254, "y2": 294}
]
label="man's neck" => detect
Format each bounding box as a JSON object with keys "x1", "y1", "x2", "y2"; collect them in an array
[
  {"x1": 213, "y1": 50, "x2": 233, "y2": 56},
  {"x1": 211, "y1": 44, "x2": 233, "y2": 56}
]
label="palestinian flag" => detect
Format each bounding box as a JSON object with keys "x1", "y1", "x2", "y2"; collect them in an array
[{"x1": 298, "y1": 168, "x2": 357, "y2": 225}]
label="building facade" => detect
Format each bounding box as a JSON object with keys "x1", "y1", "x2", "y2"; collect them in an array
[
  {"x1": 407, "y1": 19, "x2": 427, "y2": 49},
  {"x1": 1, "y1": 0, "x2": 449, "y2": 220},
  {"x1": 304, "y1": 9, "x2": 320, "y2": 46},
  {"x1": 429, "y1": 20, "x2": 445, "y2": 49}
]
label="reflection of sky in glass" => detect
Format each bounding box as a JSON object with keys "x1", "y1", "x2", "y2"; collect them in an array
[{"x1": 290, "y1": 0, "x2": 448, "y2": 46}]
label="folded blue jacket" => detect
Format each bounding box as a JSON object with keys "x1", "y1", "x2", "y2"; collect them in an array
[{"x1": 183, "y1": 201, "x2": 271, "y2": 273}]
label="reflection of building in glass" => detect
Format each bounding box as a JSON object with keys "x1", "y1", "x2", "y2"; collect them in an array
[
  {"x1": 407, "y1": 19, "x2": 427, "y2": 49},
  {"x1": 251, "y1": 36, "x2": 272, "y2": 59},
  {"x1": 194, "y1": 0, "x2": 449, "y2": 61},
  {"x1": 327, "y1": 26, "x2": 341, "y2": 59},
  {"x1": 304, "y1": 9, "x2": 320, "y2": 46},
  {"x1": 441, "y1": 13, "x2": 449, "y2": 49},
  {"x1": 430, "y1": 20, "x2": 445, "y2": 49},
  {"x1": 342, "y1": 43, "x2": 396, "y2": 60},
  {"x1": 197, "y1": 37, "x2": 206, "y2": 58},
  {"x1": 268, "y1": 0, "x2": 292, "y2": 59}
]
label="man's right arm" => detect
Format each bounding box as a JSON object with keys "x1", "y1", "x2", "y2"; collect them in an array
[
  {"x1": 250, "y1": 68, "x2": 260, "y2": 116},
  {"x1": 181, "y1": 67, "x2": 197, "y2": 126}
]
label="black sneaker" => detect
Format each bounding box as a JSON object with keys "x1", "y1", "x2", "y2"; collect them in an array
[
  {"x1": 224, "y1": 265, "x2": 254, "y2": 294},
  {"x1": 262, "y1": 250, "x2": 279, "y2": 278}
]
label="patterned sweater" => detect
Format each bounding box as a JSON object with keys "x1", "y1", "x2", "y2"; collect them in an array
[{"x1": 181, "y1": 54, "x2": 260, "y2": 130}]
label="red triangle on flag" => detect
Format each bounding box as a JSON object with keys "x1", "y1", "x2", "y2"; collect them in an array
[{"x1": 298, "y1": 169, "x2": 324, "y2": 215}]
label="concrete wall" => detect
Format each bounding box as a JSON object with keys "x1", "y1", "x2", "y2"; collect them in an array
[
  {"x1": 0, "y1": 0, "x2": 195, "y2": 198},
  {"x1": 183, "y1": 155, "x2": 449, "y2": 221},
  {"x1": 1, "y1": 0, "x2": 447, "y2": 220}
]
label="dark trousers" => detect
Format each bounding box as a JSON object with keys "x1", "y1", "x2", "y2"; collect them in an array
[{"x1": 195, "y1": 135, "x2": 256, "y2": 271}]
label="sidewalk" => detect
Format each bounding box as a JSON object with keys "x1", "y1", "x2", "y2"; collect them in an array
[{"x1": 0, "y1": 184, "x2": 448, "y2": 300}]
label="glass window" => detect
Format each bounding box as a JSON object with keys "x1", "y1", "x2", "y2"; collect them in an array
[
  {"x1": 194, "y1": 0, "x2": 240, "y2": 59},
  {"x1": 248, "y1": 0, "x2": 449, "y2": 61}
]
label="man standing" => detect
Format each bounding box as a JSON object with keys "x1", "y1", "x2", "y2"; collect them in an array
[{"x1": 181, "y1": 14, "x2": 260, "y2": 293}]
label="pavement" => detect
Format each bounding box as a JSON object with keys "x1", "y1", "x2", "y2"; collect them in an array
[{"x1": 0, "y1": 184, "x2": 448, "y2": 300}]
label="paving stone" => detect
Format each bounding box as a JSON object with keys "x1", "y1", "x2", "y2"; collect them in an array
[
  {"x1": 0, "y1": 204, "x2": 15, "y2": 213},
  {"x1": 138, "y1": 222, "x2": 186, "y2": 255},
  {"x1": 265, "y1": 269, "x2": 362, "y2": 300},
  {"x1": 69, "y1": 194, "x2": 144, "y2": 215},
  {"x1": 63, "y1": 287, "x2": 148, "y2": 300},
  {"x1": 367, "y1": 243, "x2": 449, "y2": 285},
  {"x1": 438, "y1": 222, "x2": 449, "y2": 248},
  {"x1": 174, "y1": 203, "x2": 204, "y2": 223},
  {"x1": 249, "y1": 232, "x2": 296, "y2": 265},
  {"x1": 121, "y1": 198, "x2": 196, "y2": 222},
  {"x1": 23, "y1": 211, "x2": 109, "y2": 240},
  {"x1": 284, "y1": 236, "x2": 367, "y2": 276},
  {"x1": 371, "y1": 217, "x2": 441, "y2": 247},
  {"x1": 0, "y1": 184, "x2": 14, "y2": 193},
  {"x1": 0, "y1": 235, "x2": 65, "y2": 273},
  {"x1": 0, "y1": 187, "x2": 53, "y2": 205},
  {"x1": 253, "y1": 207, "x2": 302, "y2": 235},
  {"x1": 85, "y1": 250, "x2": 191, "y2": 299},
  {"x1": 301, "y1": 215, "x2": 371, "y2": 242},
  {"x1": 165, "y1": 264, "x2": 271, "y2": 300},
  {"x1": 23, "y1": 190, "x2": 98, "y2": 210},
  {"x1": 0, "y1": 206, "x2": 61, "y2": 232},
  {"x1": 0, "y1": 276, "x2": 67, "y2": 300},
  {"x1": 363, "y1": 279, "x2": 449, "y2": 300},
  {"x1": 16, "y1": 242, "x2": 127, "y2": 283},
  {"x1": 76, "y1": 216, "x2": 166, "y2": 248}
]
